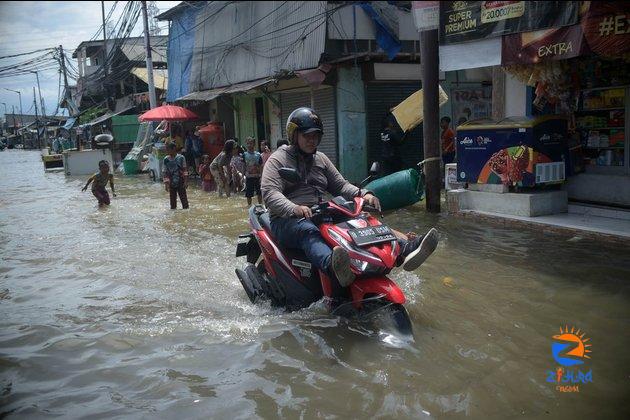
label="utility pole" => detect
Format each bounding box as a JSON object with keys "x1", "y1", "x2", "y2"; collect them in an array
[
  {"x1": 33, "y1": 87, "x2": 41, "y2": 149},
  {"x1": 1, "y1": 102, "x2": 6, "y2": 136},
  {"x1": 420, "y1": 29, "x2": 441, "y2": 213},
  {"x1": 32, "y1": 71, "x2": 47, "y2": 143},
  {"x1": 11, "y1": 105, "x2": 16, "y2": 137},
  {"x1": 101, "y1": 0, "x2": 111, "y2": 109},
  {"x1": 59, "y1": 44, "x2": 81, "y2": 150},
  {"x1": 141, "y1": 0, "x2": 157, "y2": 109},
  {"x1": 59, "y1": 45, "x2": 73, "y2": 116},
  {"x1": 4, "y1": 88, "x2": 24, "y2": 144}
]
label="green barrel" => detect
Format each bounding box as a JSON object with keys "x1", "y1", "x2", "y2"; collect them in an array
[
  {"x1": 365, "y1": 168, "x2": 424, "y2": 211},
  {"x1": 122, "y1": 158, "x2": 139, "y2": 175}
]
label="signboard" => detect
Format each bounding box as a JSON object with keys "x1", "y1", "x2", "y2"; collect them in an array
[
  {"x1": 440, "y1": 1, "x2": 579, "y2": 45},
  {"x1": 451, "y1": 86, "x2": 492, "y2": 128},
  {"x1": 502, "y1": 24, "x2": 588, "y2": 65},
  {"x1": 412, "y1": 1, "x2": 439, "y2": 31},
  {"x1": 581, "y1": 2, "x2": 630, "y2": 57}
]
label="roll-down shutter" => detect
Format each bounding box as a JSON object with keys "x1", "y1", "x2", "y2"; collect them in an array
[
  {"x1": 280, "y1": 87, "x2": 338, "y2": 166},
  {"x1": 365, "y1": 82, "x2": 424, "y2": 170}
]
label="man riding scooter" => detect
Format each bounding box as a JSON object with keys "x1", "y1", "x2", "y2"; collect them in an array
[{"x1": 260, "y1": 107, "x2": 439, "y2": 291}]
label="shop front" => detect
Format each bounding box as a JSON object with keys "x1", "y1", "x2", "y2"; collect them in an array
[
  {"x1": 500, "y1": 1, "x2": 630, "y2": 207},
  {"x1": 441, "y1": 1, "x2": 630, "y2": 211}
]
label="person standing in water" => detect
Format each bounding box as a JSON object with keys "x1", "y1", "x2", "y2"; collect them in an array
[
  {"x1": 82, "y1": 160, "x2": 116, "y2": 206},
  {"x1": 243, "y1": 137, "x2": 263, "y2": 206},
  {"x1": 163, "y1": 142, "x2": 189, "y2": 209}
]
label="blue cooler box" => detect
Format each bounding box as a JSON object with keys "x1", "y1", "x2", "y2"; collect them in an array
[{"x1": 456, "y1": 116, "x2": 568, "y2": 187}]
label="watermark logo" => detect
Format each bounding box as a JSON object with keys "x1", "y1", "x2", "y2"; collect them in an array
[{"x1": 546, "y1": 326, "x2": 593, "y2": 392}]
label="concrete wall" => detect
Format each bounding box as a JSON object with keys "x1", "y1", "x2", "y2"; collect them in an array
[
  {"x1": 447, "y1": 189, "x2": 568, "y2": 217},
  {"x1": 567, "y1": 173, "x2": 630, "y2": 207},
  {"x1": 336, "y1": 66, "x2": 367, "y2": 182}
]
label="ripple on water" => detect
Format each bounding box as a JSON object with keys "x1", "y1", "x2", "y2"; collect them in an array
[{"x1": 1, "y1": 151, "x2": 630, "y2": 418}]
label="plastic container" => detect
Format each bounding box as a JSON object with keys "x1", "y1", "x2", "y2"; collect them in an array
[
  {"x1": 365, "y1": 168, "x2": 424, "y2": 211},
  {"x1": 198, "y1": 123, "x2": 225, "y2": 158},
  {"x1": 122, "y1": 158, "x2": 139, "y2": 175}
]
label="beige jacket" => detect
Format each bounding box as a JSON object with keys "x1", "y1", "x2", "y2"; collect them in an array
[{"x1": 261, "y1": 145, "x2": 365, "y2": 218}]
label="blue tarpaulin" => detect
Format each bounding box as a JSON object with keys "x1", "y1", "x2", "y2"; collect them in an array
[
  {"x1": 62, "y1": 117, "x2": 76, "y2": 130},
  {"x1": 166, "y1": 6, "x2": 198, "y2": 102},
  {"x1": 359, "y1": 3, "x2": 401, "y2": 61}
]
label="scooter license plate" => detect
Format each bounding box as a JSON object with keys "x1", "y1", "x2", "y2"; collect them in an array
[{"x1": 348, "y1": 225, "x2": 396, "y2": 246}]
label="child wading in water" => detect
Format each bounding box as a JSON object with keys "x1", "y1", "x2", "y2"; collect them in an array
[
  {"x1": 243, "y1": 137, "x2": 263, "y2": 206},
  {"x1": 163, "y1": 142, "x2": 189, "y2": 209},
  {"x1": 198, "y1": 154, "x2": 213, "y2": 192},
  {"x1": 82, "y1": 160, "x2": 116, "y2": 205}
]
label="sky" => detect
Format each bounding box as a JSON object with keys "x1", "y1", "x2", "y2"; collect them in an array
[{"x1": 0, "y1": 1, "x2": 180, "y2": 121}]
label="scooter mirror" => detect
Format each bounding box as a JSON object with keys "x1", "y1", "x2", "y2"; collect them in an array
[
  {"x1": 278, "y1": 167, "x2": 302, "y2": 183},
  {"x1": 369, "y1": 161, "x2": 380, "y2": 175}
]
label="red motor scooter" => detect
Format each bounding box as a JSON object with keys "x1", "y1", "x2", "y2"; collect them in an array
[{"x1": 235, "y1": 165, "x2": 412, "y2": 334}]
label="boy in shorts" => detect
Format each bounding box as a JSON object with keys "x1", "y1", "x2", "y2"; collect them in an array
[{"x1": 243, "y1": 137, "x2": 263, "y2": 206}]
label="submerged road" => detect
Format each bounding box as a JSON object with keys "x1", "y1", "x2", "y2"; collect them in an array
[{"x1": 1, "y1": 150, "x2": 629, "y2": 418}]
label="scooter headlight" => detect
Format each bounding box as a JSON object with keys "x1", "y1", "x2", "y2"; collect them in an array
[{"x1": 350, "y1": 258, "x2": 368, "y2": 271}]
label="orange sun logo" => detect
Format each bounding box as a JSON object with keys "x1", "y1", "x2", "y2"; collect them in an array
[{"x1": 553, "y1": 326, "x2": 592, "y2": 360}]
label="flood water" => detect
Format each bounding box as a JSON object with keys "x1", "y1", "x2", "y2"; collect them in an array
[{"x1": 1, "y1": 150, "x2": 629, "y2": 419}]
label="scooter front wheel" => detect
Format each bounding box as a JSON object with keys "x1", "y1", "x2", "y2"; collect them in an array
[{"x1": 362, "y1": 301, "x2": 413, "y2": 337}]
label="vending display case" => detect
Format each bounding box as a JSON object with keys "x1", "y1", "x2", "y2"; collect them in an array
[{"x1": 456, "y1": 116, "x2": 568, "y2": 187}]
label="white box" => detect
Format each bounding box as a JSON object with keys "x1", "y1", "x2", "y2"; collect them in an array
[{"x1": 445, "y1": 163, "x2": 464, "y2": 190}]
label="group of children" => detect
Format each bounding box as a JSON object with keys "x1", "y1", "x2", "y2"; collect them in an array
[{"x1": 82, "y1": 138, "x2": 283, "y2": 210}]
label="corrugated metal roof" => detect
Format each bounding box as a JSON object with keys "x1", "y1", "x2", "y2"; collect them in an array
[
  {"x1": 188, "y1": 1, "x2": 328, "y2": 91},
  {"x1": 131, "y1": 68, "x2": 169, "y2": 91},
  {"x1": 176, "y1": 88, "x2": 223, "y2": 102},
  {"x1": 176, "y1": 77, "x2": 274, "y2": 102},
  {"x1": 121, "y1": 38, "x2": 168, "y2": 63}
]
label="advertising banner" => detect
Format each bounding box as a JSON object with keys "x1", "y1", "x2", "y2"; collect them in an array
[
  {"x1": 412, "y1": 1, "x2": 439, "y2": 31},
  {"x1": 581, "y1": 2, "x2": 630, "y2": 57},
  {"x1": 502, "y1": 24, "x2": 588, "y2": 65},
  {"x1": 440, "y1": 1, "x2": 579, "y2": 45}
]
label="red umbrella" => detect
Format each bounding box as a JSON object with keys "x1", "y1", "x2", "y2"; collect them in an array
[{"x1": 138, "y1": 104, "x2": 199, "y2": 122}]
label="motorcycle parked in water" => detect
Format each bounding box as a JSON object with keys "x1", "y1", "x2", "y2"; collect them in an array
[{"x1": 235, "y1": 164, "x2": 413, "y2": 334}]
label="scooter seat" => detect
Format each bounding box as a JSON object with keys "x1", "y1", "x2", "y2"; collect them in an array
[{"x1": 259, "y1": 211, "x2": 273, "y2": 234}]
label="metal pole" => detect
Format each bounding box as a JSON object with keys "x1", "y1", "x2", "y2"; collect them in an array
[
  {"x1": 32, "y1": 71, "x2": 47, "y2": 142},
  {"x1": 1, "y1": 103, "x2": 6, "y2": 135},
  {"x1": 420, "y1": 29, "x2": 441, "y2": 213},
  {"x1": 33, "y1": 87, "x2": 41, "y2": 149},
  {"x1": 4, "y1": 88, "x2": 24, "y2": 143},
  {"x1": 101, "y1": 0, "x2": 108, "y2": 78},
  {"x1": 12, "y1": 105, "x2": 16, "y2": 136},
  {"x1": 141, "y1": 0, "x2": 157, "y2": 109}
]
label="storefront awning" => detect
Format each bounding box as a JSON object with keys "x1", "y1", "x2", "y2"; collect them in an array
[
  {"x1": 176, "y1": 77, "x2": 275, "y2": 102},
  {"x1": 85, "y1": 106, "x2": 134, "y2": 127},
  {"x1": 131, "y1": 67, "x2": 168, "y2": 91},
  {"x1": 221, "y1": 77, "x2": 275, "y2": 94},
  {"x1": 176, "y1": 88, "x2": 224, "y2": 102}
]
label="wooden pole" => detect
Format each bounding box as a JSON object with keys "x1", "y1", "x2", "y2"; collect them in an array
[{"x1": 420, "y1": 29, "x2": 441, "y2": 213}]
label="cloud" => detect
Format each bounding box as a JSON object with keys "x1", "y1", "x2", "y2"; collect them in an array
[{"x1": 0, "y1": 1, "x2": 179, "y2": 117}]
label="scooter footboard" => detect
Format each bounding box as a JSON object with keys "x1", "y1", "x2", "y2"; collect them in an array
[{"x1": 350, "y1": 277, "x2": 406, "y2": 309}]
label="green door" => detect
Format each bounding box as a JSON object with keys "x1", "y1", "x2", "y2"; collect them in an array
[{"x1": 235, "y1": 96, "x2": 256, "y2": 143}]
